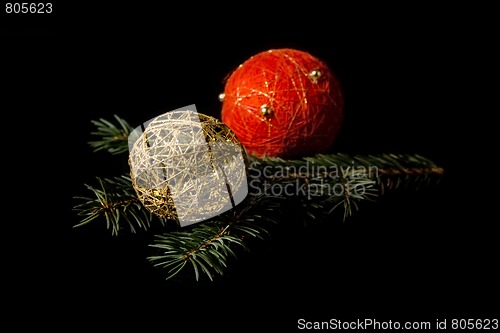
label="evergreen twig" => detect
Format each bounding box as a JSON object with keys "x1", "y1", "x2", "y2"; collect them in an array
[
  {"x1": 148, "y1": 190, "x2": 284, "y2": 281},
  {"x1": 73, "y1": 175, "x2": 165, "y2": 236},
  {"x1": 74, "y1": 114, "x2": 445, "y2": 281},
  {"x1": 88, "y1": 114, "x2": 134, "y2": 155}
]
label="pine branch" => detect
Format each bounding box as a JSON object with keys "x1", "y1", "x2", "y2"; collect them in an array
[
  {"x1": 75, "y1": 114, "x2": 445, "y2": 281},
  {"x1": 249, "y1": 153, "x2": 443, "y2": 196},
  {"x1": 148, "y1": 223, "x2": 245, "y2": 281},
  {"x1": 72, "y1": 175, "x2": 166, "y2": 236},
  {"x1": 245, "y1": 152, "x2": 443, "y2": 222},
  {"x1": 148, "y1": 191, "x2": 284, "y2": 281},
  {"x1": 88, "y1": 114, "x2": 134, "y2": 155}
]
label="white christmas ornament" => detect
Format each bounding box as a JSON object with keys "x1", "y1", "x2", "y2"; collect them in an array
[{"x1": 128, "y1": 105, "x2": 248, "y2": 227}]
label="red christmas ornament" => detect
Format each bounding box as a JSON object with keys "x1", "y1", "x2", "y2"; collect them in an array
[{"x1": 220, "y1": 48, "x2": 344, "y2": 158}]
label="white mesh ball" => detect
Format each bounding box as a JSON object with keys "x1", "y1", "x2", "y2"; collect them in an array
[{"x1": 128, "y1": 107, "x2": 248, "y2": 227}]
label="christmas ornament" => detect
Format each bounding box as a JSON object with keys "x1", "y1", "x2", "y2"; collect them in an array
[
  {"x1": 127, "y1": 105, "x2": 248, "y2": 227},
  {"x1": 220, "y1": 48, "x2": 344, "y2": 158}
]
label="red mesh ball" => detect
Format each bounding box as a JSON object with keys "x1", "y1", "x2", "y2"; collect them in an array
[{"x1": 221, "y1": 48, "x2": 344, "y2": 158}]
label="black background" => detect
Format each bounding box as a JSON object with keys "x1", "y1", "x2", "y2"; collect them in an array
[{"x1": 2, "y1": 2, "x2": 497, "y2": 331}]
